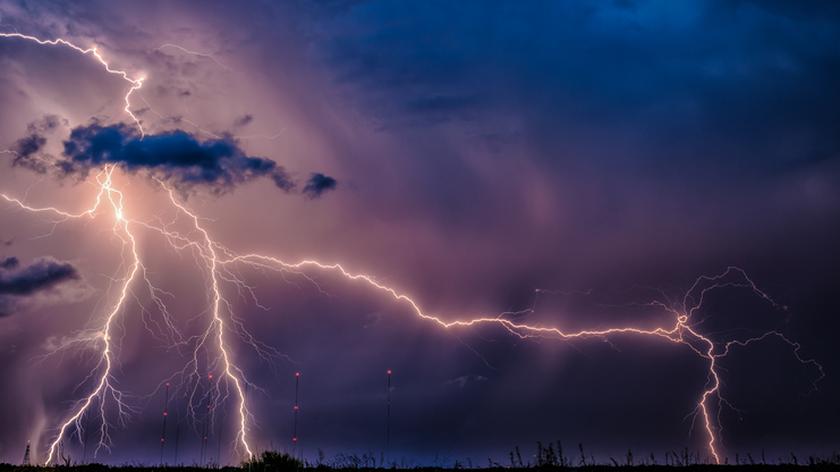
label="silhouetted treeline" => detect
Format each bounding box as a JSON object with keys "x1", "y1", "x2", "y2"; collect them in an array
[{"x1": 3, "y1": 445, "x2": 840, "y2": 471}]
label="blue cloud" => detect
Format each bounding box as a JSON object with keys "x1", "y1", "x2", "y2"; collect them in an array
[
  {"x1": 60, "y1": 122, "x2": 296, "y2": 193},
  {"x1": 303, "y1": 172, "x2": 338, "y2": 198},
  {"x1": 0, "y1": 256, "x2": 79, "y2": 316}
]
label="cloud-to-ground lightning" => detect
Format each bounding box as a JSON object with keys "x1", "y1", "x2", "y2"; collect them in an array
[
  {"x1": 1, "y1": 167, "x2": 140, "y2": 465},
  {"x1": 159, "y1": 182, "x2": 254, "y2": 459},
  {"x1": 214, "y1": 258, "x2": 823, "y2": 464},
  {"x1": 0, "y1": 31, "x2": 824, "y2": 466},
  {"x1": 6, "y1": 167, "x2": 822, "y2": 464}
]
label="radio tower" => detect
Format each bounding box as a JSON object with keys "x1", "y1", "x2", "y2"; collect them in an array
[
  {"x1": 160, "y1": 382, "x2": 170, "y2": 465},
  {"x1": 385, "y1": 369, "x2": 392, "y2": 455},
  {"x1": 292, "y1": 372, "x2": 301, "y2": 453},
  {"x1": 22, "y1": 441, "x2": 31, "y2": 466}
]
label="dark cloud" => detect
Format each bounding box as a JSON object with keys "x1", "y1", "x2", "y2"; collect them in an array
[
  {"x1": 0, "y1": 256, "x2": 80, "y2": 317},
  {"x1": 302, "y1": 172, "x2": 337, "y2": 198},
  {"x1": 318, "y1": 0, "x2": 840, "y2": 174},
  {"x1": 0, "y1": 0, "x2": 837, "y2": 463},
  {"x1": 6, "y1": 115, "x2": 64, "y2": 173},
  {"x1": 12, "y1": 134, "x2": 47, "y2": 174},
  {"x1": 28, "y1": 115, "x2": 63, "y2": 134},
  {"x1": 60, "y1": 122, "x2": 295, "y2": 193},
  {"x1": 0, "y1": 257, "x2": 79, "y2": 296},
  {"x1": 0, "y1": 257, "x2": 19, "y2": 270},
  {"x1": 234, "y1": 114, "x2": 254, "y2": 127},
  {"x1": 7, "y1": 118, "x2": 338, "y2": 196}
]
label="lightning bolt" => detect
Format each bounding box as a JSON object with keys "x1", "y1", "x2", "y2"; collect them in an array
[
  {"x1": 214, "y1": 258, "x2": 823, "y2": 464},
  {"x1": 2, "y1": 167, "x2": 824, "y2": 465},
  {"x1": 1, "y1": 167, "x2": 140, "y2": 464},
  {"x1": 159, "y1": 182, "x2": 254, "y2": 459},
  {"x1": 154, "y1": 43, "x2": 230, "y2": 71},
  {"x1": 1, "y1": 31, "x2": 824, "y2": 466},
  {"x1": 0, "y1": 32, "x2": 145, "y2": 136}
]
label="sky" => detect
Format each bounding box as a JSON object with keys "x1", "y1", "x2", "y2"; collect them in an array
[{"x1": 0, "y1": 0, "x2": 838, "y2": 466}]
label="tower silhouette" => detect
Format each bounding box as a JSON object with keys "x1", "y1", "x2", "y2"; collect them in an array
[
  {"x1": 22, "y1": 441, "x2": 31, "y2": 466},
  {"x1": 292, "y1": 371, "x2": 301, "y2": 450},
  {"x1": 385, "y1": 369, "x2": 392, "y2": 455},
  {"x1": 160, "y1": 382, "x2": 170, "y2": 465}
]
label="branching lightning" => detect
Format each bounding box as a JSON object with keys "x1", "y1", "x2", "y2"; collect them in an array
[
  {"x1": 0, "y1": 32, "x2": 824, "y2": 466},
  {"x1": 0, "y1": 33, "x2": 146, "y2": 136},
  {"x1": 2, "y1": 167, "x2": 140, "y2": 464},
  {"x1": 159, "y1": 182, "x2": 254, "y2": 459}
]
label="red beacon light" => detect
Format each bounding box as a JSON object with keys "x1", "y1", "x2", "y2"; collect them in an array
[
  {"x1": 295, "y1": 372, "x2": 301, "y2": 378},
  {"x1": 386, "y1": 369, "x2": 392, "y2": 375}
]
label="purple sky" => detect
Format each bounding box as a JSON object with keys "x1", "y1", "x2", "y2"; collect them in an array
[{"x1": 0, "y1": 0, "x2": 838, "y2": 466}]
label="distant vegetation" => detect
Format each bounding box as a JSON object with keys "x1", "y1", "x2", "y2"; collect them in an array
[{"x1": 3, "y1": 445, "x2": 840, "y2": 471}]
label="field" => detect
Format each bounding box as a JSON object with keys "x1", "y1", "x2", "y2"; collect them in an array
[{"x1": 4, "y1": 449, "x2": 840, "y2": 471}]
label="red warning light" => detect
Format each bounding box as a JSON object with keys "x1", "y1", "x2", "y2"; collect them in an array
[{"x1": 386, "y1": 369, "x2": 392, "y2": 375}]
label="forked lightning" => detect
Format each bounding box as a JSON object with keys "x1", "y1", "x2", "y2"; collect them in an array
[{"x1": 0, "y1": 32, "x2": 823, "y2": 465}]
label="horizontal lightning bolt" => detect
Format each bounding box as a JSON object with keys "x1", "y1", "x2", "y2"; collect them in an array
[{"x1": 3, "y1": 163, "x2": 824, "y2": 465}]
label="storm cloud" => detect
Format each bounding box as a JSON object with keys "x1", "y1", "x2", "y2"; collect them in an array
[
  {"x1": 0, "y1": 0, "x2": 838, "y2": 464},
  {"x1": 303, "y1": 172, "x2": 337, "y2": 198},
  {"x1": 0, "y1": 257, "x2": 18, "y2": 270},
  {"x1": 233, "y1": 114, "x2": 254, "y2": 127},
  {"x1": 8, "y1": 115, "x2": 64, "y2": 173},
  {"x1": 0, "y1": 256, "x2": 80, "y2": 316},
  {"x1": 5, "y1": 120, "x2": 341, "y2": 196},
  {"x1": 59, "y1": 122, "x2": 295, "y2": 193}
]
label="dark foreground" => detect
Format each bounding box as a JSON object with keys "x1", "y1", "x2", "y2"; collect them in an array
[
  {"x1": 4, "y1": 450, "x2": 840, "y2": 471},
  {"x1": 5, "y1": 466, "x2": 840, "y2": 472}
]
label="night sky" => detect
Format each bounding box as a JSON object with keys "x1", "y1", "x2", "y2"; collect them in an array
[{"x1": 0, "y1": 0, "x2": 839, "y2": 466}]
